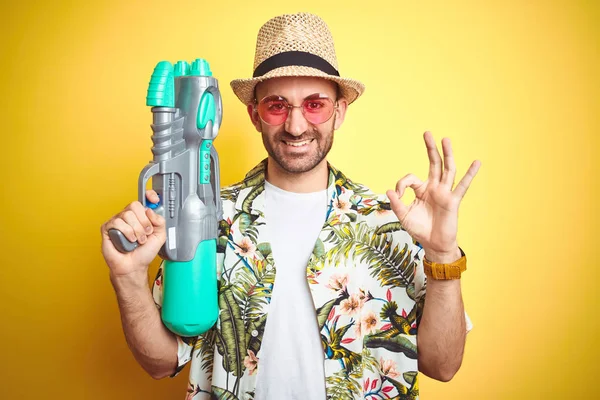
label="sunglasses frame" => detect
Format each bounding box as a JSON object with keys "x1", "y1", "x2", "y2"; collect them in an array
[{"x1": 253, "y1": 93, "x2": 339, "y2": 126}]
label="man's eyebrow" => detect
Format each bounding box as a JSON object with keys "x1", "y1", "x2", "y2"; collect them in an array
[
  {"x1": 261, "y1": 94, "x2": 287, "y2": 101},
  {"x1": 305, "y1": 92, "x2": 330, "y2": 98},
  {"x1": 268, "y1": 92, "x2": 331, "y2": 99}
]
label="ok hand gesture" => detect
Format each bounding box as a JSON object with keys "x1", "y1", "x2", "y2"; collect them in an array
[{"x1": 386, "y1": 131, "x2": 481, "y2": 262}]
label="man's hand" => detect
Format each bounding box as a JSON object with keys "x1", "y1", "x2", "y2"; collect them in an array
[
  {"x1": 101, "y1": 190, "x2": 166, "y2": 279},
  {"x1": 386, "y1": 131, "x2": 481, "y2": 261}
]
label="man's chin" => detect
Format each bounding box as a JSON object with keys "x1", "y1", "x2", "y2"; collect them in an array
[{"x1": 272, "y1": 155, "x2": 322, "y2": 174}]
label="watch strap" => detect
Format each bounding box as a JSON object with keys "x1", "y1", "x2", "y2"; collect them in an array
[{"x1": 423, "y1": 247, "x2": 467, "y2": 280}]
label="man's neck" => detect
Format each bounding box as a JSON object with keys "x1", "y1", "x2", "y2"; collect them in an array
[{"x1": 265, "y1": 157, "x2": 328, "y2": 193}]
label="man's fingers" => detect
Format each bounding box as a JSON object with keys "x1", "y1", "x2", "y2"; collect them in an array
[
  {"x1": 386, "y1": 189, "x2": 409, "y2": 219},
  {"x1": 146, "y1": 207, "x2": 165, "y2": 230},
  {"x1": 108, "y1": 218, "x2": 138, "y2": 244},
  {"x1": 453, "y1": 160, "x2": 481, "y2": 199},
  {"x1": 389, "y1": 173, "x2": 425, "y2": 220},
  {"x1": 128, "y1": 201, "x2": 153, "y2": 235},
  {"x1": 120, "y1": 210, "x2": 147, "y2": 244},
  {"x1": 395, "y1": 174, "x2": 425, "y2": 198},
  {"x1": 145, "y1": 190, "x2": 160, "y2": 204},
  {"x1": 441, "y1": 137, "x2": 456, "y2": 189},
  {"x1": 424, "y1": 131, "x2": 442, "y2": 182}
]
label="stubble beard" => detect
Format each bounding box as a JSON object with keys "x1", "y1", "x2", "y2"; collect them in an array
[{"x1": 260, "y1": 119, "x2": 335, "y2": 174}]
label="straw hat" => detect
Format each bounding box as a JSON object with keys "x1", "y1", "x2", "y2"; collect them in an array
[{"x1": 230, "y1": 12, "x2": 365, "y2": 105}]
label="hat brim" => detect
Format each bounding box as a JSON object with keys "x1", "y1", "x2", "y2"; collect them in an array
[{"x1": 230, "y1": 65, "x2": 365, "y2": 105}]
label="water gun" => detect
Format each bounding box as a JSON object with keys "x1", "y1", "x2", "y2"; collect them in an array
[{"x1": 108, "y1": 58, "x2": 222, "y2": 337}]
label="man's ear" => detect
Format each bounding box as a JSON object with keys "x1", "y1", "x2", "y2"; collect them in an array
[
  {"x1": 247, "y1": 104, "x2": 262, "y2": 132},
  {"x1": 333, "y1": 97, "x2": 348, "y2": 131}
]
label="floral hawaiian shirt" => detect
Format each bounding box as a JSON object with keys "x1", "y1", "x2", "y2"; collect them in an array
[{"x1": 152, "y1": 159, "x2": 428, "y2": 400}]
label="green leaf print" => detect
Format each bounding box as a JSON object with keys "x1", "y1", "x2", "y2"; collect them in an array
[
  {"x1": 216, "y1": 288, "x2": 247, "y2": 378},
  {"x1": 194, "y1": 328, "x2": 216, "y2": 381},
  {"x1": 256, "y1": 242, "x2": 272, "y2": 258},
  {"x1": 325, "y1": 369, "x2": 362, "y2": 400},
  {"x1": 237, "y1": 212, "x2": 253, "y2": 234},
  {"x1": 325, "y1": 222, "x2": 416, "y2": 288},
  {"x1": 220, "y1": 186, "x2": 240, "y2": 202},
  {"x1": 360, "y1": 347, "x2": 380, "y2": 374},
  {"x1": 211, "y1": 386, "x2": 240, "y2": 400},
  {"x1": 218, "y1": 235, "x2": 229, "y2": 253},
  {"x1": 316, "y1": 298, "x2": 337, "y2": 331},
  {"x1": 406, "y1": 284, "x2": 416, "y2": 301},
  {"x1": 312, "y1": 238, "x2": 325, "y2": 260},
  {"x1": 403, "y1": 371, "x2": 418, "y2": 385},
  {"x1": 375, "y1": 221, "x2": 405, "y2": 235},
  {"x1": 246, "y1": 314, "x2": 267, "y2": 355},
  {"x1": 316, "y1": 291, "x2": 349, "y2": 331},
  {"x1": 242, "y1": 185, "x2": 264, "y2": 214},
  {"x1": 364, "y1": 335, "x2": 417, "y2": 360},
  {"x1": 230, "y1": 258, "x2": 275, "y2": 325},
  {"x1": 239, "y1": 163, "x2": 265, "y2": 189}
]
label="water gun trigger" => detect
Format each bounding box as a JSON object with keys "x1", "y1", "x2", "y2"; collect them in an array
[
  {"x1": 108, "y1": 191, "x2": 160, "y2": 254},
  {"x1": 147, "y1": 193, "x2": 161, "y2": 209}
]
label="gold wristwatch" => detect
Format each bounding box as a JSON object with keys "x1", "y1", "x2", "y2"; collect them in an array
[{"x1": 423, "y1": 247, "x2": 467, "y2": 280}]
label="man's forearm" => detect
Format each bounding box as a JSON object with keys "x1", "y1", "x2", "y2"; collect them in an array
[
  {"x1": 417, "y1": 248, "x2": 467, "y2": 381},
  {"x1": 110, "y1": 271, "x2": 178, "y2": 379}
]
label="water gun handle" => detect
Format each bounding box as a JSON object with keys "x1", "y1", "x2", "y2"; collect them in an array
[
  {"x1": 108, "y1": 229, "x2": 138, "y2": 253},
  {"x1": 108, "y1": 163, "x2": 161, "y2": 254}
]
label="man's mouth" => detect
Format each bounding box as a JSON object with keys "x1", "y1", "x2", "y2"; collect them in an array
[{"x1": 283, "y1": 139, "x2": 314, "y2": 147}]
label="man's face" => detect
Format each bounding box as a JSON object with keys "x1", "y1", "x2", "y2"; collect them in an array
[{"x1": 247, "y1": 76, "x2": 348, "y2": 174}]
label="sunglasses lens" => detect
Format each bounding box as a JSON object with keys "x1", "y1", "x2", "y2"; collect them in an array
[
  {"x1": 302, "y1": 98, "x2": 334, "y2": 124},
  {"x1": 257, "y1": 98, "x2": 289, "y2": 125},
  {"x1": 256, "y1": 95, "x2": 335, "y2": 125}
]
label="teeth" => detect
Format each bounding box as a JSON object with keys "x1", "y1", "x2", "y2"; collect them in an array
[{"x1": 284, "y1": 139, "x2": 312, "y2": 147}]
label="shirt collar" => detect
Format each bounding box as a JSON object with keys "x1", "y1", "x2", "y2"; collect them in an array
[
  {"x1": 237, "y1": 158, "x2": 352, "y2": 215},
  {"x1": 241, "y1": 158, "x2": 350, "y2": 192}
]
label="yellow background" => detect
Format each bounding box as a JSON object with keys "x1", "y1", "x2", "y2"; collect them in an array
[{"x1": 1, "y1": 0, "x2": 598, "y2": 398}]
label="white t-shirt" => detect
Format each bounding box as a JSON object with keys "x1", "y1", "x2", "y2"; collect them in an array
[{"x1": 254, "y1": 180, "x2": 328, "y2": 400}]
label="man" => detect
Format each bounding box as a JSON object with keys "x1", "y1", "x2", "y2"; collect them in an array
[{"x1": 101, "y1": 12, "x2": 481, "y2": 400}]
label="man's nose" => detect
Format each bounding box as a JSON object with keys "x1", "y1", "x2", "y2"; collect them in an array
[{"x1": 284, "y1": 106, "x2": 308, "y2": 136}]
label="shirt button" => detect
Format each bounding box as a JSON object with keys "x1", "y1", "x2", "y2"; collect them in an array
[
  {"x1": 266, "y1": 264, "x2": 273, "y2": 271},
  {"x1": 251, "y1": 330, "x2": 258, "y2": 337}
]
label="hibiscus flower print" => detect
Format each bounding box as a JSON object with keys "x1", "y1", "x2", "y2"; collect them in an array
[
  {"x1": 333, "y1": 195, "x2": 351, "y2": 212},
  {"x1": 244, "y1": 350, "x2": 259, "y2": 375},
  {"x1": 234, "y1": 236, "x2": 256, "y2": 259},
  {"x1": 339, "y1": 294, "x2": 362, "y2": 316},
  {"x1": 361, "y1": 310, "x2": 379, "y2": 335},
  {"x1": 326, "y1": 272, "x2": 349, "y2": 292},
  {"x1": 379, "y1": 357, "x2": 401, "y2": 379}
]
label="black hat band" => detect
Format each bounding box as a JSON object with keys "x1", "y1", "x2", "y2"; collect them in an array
[{"x1": 253, "y1": 51, "x2": 340, "y2": 78}]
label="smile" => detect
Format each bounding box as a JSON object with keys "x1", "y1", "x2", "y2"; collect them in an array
[{"x1": 283, "y1": 139, "x2": 314, "y2": 147}]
